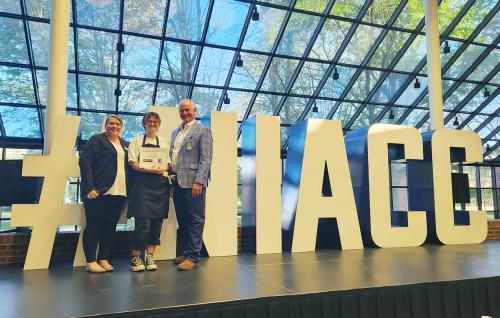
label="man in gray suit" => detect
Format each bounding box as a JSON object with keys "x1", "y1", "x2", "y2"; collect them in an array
[{"x1": 170, "y1": 99, "x2": 213, "y2": 271}]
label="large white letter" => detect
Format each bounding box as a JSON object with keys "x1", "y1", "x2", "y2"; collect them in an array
[
  {"x1": 241, "y1": 115, "x2": 282, "y2": 254},
  {"x1": 203, "y1": 111, "x2": 238, "y2": 256},
  {"x1": 283, "y1": 119, "x2": 363, "y2": 253},
  {"x1": 432, "y1": 129, "x2": 487, "y2": 244},
  {"x1": 367, "y1": 124, "x2": 426, "y2": 247}
]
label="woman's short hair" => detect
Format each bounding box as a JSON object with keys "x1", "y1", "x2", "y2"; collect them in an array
[
  {"x1": 105, "y1": 114, "x2": 123, "y2": 126},
  {"x1": 142, "y1": 112, "x2": 161, "y2": 127}
]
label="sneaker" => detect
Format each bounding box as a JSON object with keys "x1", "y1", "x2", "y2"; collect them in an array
[
  {"x1": 86, "y1": 261, "x2": 106, "y2": 273},
  {"x1": 145, "y1": 253, "x2": 157, "y2": 271},
  {"x1": 177, "y1": 259, "x2": 198, "y2": 271},
  {"x1": 172, "y1": 256, "x2": 185, "y2": 265},
  {"x1": 129, "y1": 256, "x2": 145, "y2": 272}
]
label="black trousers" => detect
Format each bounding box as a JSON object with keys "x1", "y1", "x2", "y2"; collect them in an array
[
  {"x1": 172, "y1": 182, "x2": 206, "y2": 263},
  {"x1": 131, "y1": 218, "x2": 163, "y2": 251},
  {"x1": 82, "y1": 195, "x2": 126, "y2": 263}
]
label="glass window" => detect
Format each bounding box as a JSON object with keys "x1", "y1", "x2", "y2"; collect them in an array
[
  {"x1": 0, "y1": 18, "x2": 29, "y2": 64},
  {"x1": 229, "y1": 53, "x2": 267, "y2": 90},
  {"x1": 449, "y1": 0, "x2": 496, "y2": 40},
  {"x1": 319, "y1": 65, "x2": 357, "y2": 99},
  {"x1": 350, "y1": 105, "x2": 385, "y2": 128},
  {"x1": 118, "y1": 79, "x2": 154, "y2": 113},
  {"x1": 166, "y1": 0, "x2": 210, "y2": 41},
  {"x1": 363, "y1": 0, "x2": 400, "y2": 25},
  {"x1": 467, "y1": 49, "x2": 499, "y2": 82},
  {"x1": 276, "y1": 12, "x2": 320, "y2": 58},
  {"x1": 474, "y1": 10, "x2": 499, "y2": 44},
  {"x1": 206, "y1": 0, "x2": 249, "y2": 47},
  {"x1": 220, "y1": 90, "x2": 254, "y2": 120},
  {"x1": 155, "y1": 84, "x2": 189, "y2": 106},
  {"x1": 0, "y1": 106, "x2": 41, "y2": 137},
  {"x1": 345, "y1": 69, "x2": 383, "y2": 101},
  {"x1": 370, "y1": 73, "x2": 409, "y2": 104},
  {"x1": 242, "y1": 6, "x2": 287, "y2": 53},
  {"x1": 121, "y1": 35, "x2": 161, "y2": 79},
  {"x1": 443, "y1": 82, "x2": 477, "y2": 110},
  {"x1": 29, "y1": 21, "x2": 75, "y2": 69},
  {"x1": 279, "y1": 97, "x2": 308, "y2": 124},
  {"x1": 121, "y1": 114, "x2": 143, "y2": 141},
  {"x1": 0, "y1": 0, "x2": 21, "y2": 14},
  {"x1": 159, "y1": 42, "x2": 200, "y2": 83},
  {"x1": 35, "y1": 70, "x2": 78, "y2": 109},
  {"x1": 78, "y1": 29, "x2": 118, "y2": 75},
  {"x1": 191, "y1": 86, "x2": 221, "y2": 117},
  {"x1": 290, "y1": 61, "x2": 329, "y2": 96},
  {"x1": 123, "y1": 0, "x2": 166, "y2": 36},
  {"x1": 331, "y1": 102, "x2": 360, "y2": 128},
  {"x1": 444, "y1": 44, "x2": 486, "y2": 79},
  {"x1": 438, "y1": 0, "x2": 469, "y2": 34},
  {"x1": 76, "y1": 0, "x2": 120, "y2": 30},
  {"x1": 308, "y1": 19, "x2": 351, "y2": 61},
  {"x1": 79, "y1": 75, "x2": 116, "y2": 111},
  {"x1": 393, "y1": 35, "x2": 426, "y2": 72},
  {"x1": 249, "y1": 93, "x2": 280, "y2": 117},
  {"x1": 476, "y1": 116, "x2": 499, "y2": 139},
  {"x1": 401, "y1": 109, "x2": 427, "y2": 126},
  {"x1": 392, "y1": 188, "x2": 408, "y2": 211},
  {"x1": 393, "y1": 0, "x2": 425, "y2": 30},
  {"x1": 79, "y1": 111, "x2": 106, "y2": 140},
  {"x1": 261, "y1": 57, "x2": 299, "y2": 93},
  {"x1": 339, "y1": 24, "x2": 382, "y2": 65},
  {"x1": 330, "y1": 0, "x2": 365, "y2": 19},
  {"x1": 195, "y1": 47, "x2": 233, "y2": 87},
  {"x1": 0, "y1": 66, "x2": 35, "y2": 104},
  {"x1": 295, "y1": 0, "x2": 328, "y2": 13},
  {"x1": 369, "y1": 31, "x2": 410, "y2": 69},
  {"x1": 25, "y1": 0, "x2": 51, "y2": 19},
  {"x1": 395, "y1": 76, "x2": 427, "y2": 106},
  {"x1": 305, "y1": 99, "x2": 334, "y2": 120}
]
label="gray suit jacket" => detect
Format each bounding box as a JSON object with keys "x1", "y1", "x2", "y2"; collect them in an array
[{"x1": 170, "y1": 121, "x2": 213, "y2": 188}]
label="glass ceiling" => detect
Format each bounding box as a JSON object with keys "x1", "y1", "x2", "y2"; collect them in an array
[{"x1": 0, "y1": 0, "x2": 498, "y2": 160}]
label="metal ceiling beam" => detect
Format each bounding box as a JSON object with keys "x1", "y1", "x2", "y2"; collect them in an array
[{"x1": 458, "y1": 86, "x2": 500, "y2": 129}]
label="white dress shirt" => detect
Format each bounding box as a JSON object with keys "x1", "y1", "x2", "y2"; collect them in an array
[{"x1": 171, "y1": 120, "x2": 196, "y2": 172}]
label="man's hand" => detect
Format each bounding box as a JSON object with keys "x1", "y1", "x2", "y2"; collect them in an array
[{"x1": 192, "y1": 182, "x2": 203, "y2": 198}]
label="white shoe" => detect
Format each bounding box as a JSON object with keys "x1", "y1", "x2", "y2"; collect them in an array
[
  {"x1": 145, "y1": 253, "x2": 158, "y2": 271},
  {"x1": 86, "y1": 262, "x2": 106, "y2": 273}
]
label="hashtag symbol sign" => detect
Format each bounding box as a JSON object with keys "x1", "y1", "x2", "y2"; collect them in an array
[{"x1": 11, "y1": 115, "x2": 83, "y2": 270}]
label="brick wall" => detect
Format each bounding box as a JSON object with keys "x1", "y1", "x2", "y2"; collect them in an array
[
  {"x1": 0, "y1": 223, "x2": 498, "y2": 265},
  {"x1": 486, "y1": 220, "x2": 500, "y2": 240}
]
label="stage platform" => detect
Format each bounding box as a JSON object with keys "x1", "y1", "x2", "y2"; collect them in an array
[{"x1": 1, "y1": 242, "x2": 500, "y2": 318}]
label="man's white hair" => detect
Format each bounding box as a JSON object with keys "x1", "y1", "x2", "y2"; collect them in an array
[{"x1": 178, "y1": 99, "x2": 196, "y2": 110}]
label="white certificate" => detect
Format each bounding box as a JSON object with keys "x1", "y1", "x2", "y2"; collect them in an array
[{"x1": 139, "y1": 147, "x2": 168, "y2": 169}]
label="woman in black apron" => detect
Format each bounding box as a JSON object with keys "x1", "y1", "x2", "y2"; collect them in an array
[{"x1": 127, "y1": 112, "x2": 170, "y2": 272}]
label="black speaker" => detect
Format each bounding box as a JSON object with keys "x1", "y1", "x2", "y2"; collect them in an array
[
  {"x1": 0, "y1": 160, "x2": 42, "y2": 206},
  {"x1": 451, "y1": 172, "x2": 470, "y2": 204}
]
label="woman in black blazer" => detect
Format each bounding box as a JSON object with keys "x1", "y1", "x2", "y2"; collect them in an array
[{"x1": 79, "y1": 115, "x2": 129, "y2": 273}]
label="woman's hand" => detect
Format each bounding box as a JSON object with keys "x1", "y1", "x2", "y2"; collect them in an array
[{"x1": 86, "y1": 189, "x2": 99, "y2": 200}]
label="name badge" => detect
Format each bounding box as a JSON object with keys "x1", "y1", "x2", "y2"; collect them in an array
[{"x1": 186, "y1": 142, "x2": 192, "y2": 151}]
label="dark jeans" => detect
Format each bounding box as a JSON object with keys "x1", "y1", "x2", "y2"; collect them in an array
[
  {"x1": 131, "y1": 218, "x2": 163, "y2": 251},
  {"x1": 172, "y1": 182, "x2": 206, "y2": 263},
  {"x1": 82, "y1": 195, "x2": 125, "y2": 263}
]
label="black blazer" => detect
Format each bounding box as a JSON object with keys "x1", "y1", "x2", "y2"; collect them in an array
[{"x1": 79, "y1": 133, "x2": 129, "y2": 200}]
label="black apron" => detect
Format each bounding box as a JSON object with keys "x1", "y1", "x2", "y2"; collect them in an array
[{"x1": 127, "y1": 135, "x2": 170, "y2": 219}]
